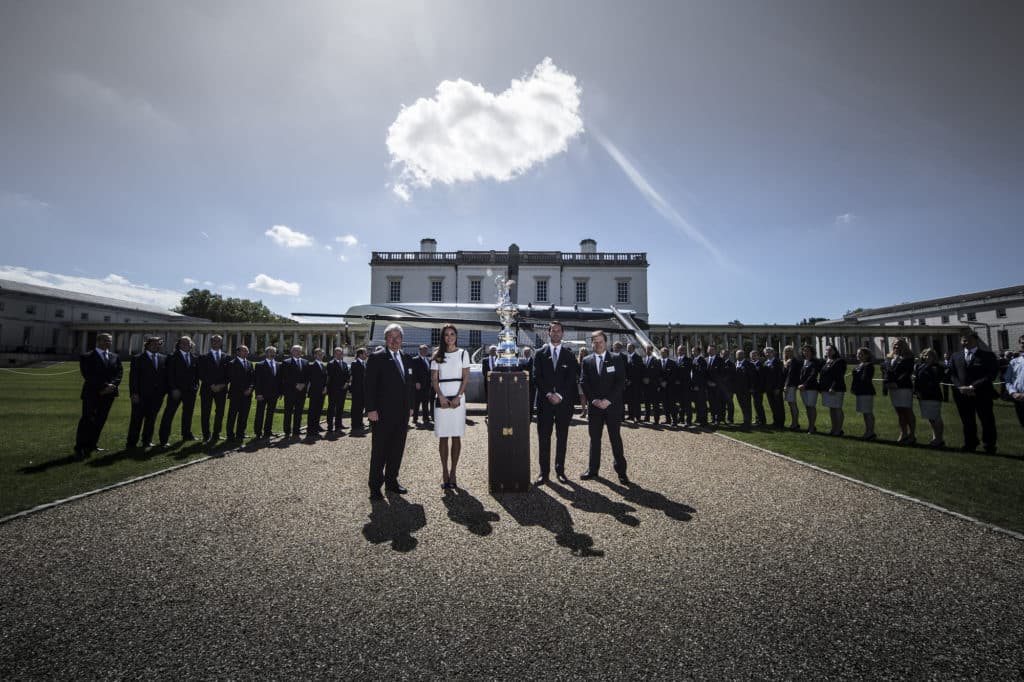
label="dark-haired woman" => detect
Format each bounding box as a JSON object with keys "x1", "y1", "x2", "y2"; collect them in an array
[
  {"x1": 781, "y1": 345, "x2": 802, "y2": 430},
  {"x1": 819, "y1": 344, "x2": 847, "y2": 437},
  {"x1": 914, "y1": 348, "x2": 945, "y2": 448},
  {"x1": 883, "y1": 337, "x2": 917, "y2": 445},
  {"x1": 431, "y1": 324, "x2": 471, "y2": 489},
  {"x1": 797, "y1": 345, "x2": 821, "y2": 434},
  {"x1": 851, "y1": 347, "x2": 877, "y2": 441}
]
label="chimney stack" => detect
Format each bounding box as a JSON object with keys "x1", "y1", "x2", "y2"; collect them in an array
[
  {"x1": 580, "y1": 238, "x2": 597, "y2": 254},
  {"x1": 420, "y1": 238, "x2": 437, "y2": 253}
]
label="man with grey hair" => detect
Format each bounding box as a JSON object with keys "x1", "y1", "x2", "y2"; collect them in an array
[
  {"x1": 75, "y1": 332, "x2": 122, "y2": 458},
  {"x1": 226, "y1": 345, "x2": 254, "y2": 441},
  {"x1": 198, "y1": 334, "x2": 230, "y2": 442},
  {"x1": 253, "y1": 346, "x2": 281, "y2": 439},
  {"x1": 280, "y1": 344, "x2": 308, "y2": 438},
  {"x1": 159, "y1": 335, "x2": 199, "y2": 445},
  {"x1": 365, "y1": 324, "x2": 415, "y2": 499}
]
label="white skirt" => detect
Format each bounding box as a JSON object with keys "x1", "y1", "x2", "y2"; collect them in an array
[
  {"x1": 919, "y1": 399, "x2": 942, "y2": 421},
  {"x1": 821, "y1": 391, "x2": 844, "y2": 409},
  {"x1": 785, "y1": 387, "x2": 797, "y2": 403},
  {"x1": 889, "y1": 388, "x2": 913, "y2": 409},
  {"x1": 855, "y1": 395, "x2": 874, "y2": 414},
  {"x1": 801, "y1": 389, "x2": 818, "y2": 407},
  {"x1": 434, "y1": 391, "x2": 467, "y2": 438}
]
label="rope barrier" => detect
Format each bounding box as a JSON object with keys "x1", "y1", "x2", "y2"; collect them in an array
[{"x1": 0, "y1": 367, "x2": 80, "y2": 376}]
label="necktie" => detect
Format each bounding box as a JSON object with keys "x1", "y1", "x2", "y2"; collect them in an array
[
  {"x1": 270, "y1": 360, "x2": 276, "y2": 375},
  {"x1": 597, "y1": 354, "x2": 603, "y2": 374},
  {"x1": 552, "y1": 346, "x2": 558, "y2": 366},
  {"x1": 394, "y1": 351, "x2": 403, "y2": 375},
  {"x1": 297, "y1": 358, "x2": 302, "y2": 371},
  {"x1": 102, "y1": 350, "x2": 109, "y2": 364},
  {"x1": 214, "y1": 350, "x2": 219, "y2": 363},
  {"x1": 242, "y1": 358, "x2": 247, "y2": 369},
  {"x1": 151, "y1": 353, "x2": 157, "y2": 369},
  {"x1": 184, "y1": 353, "x2": 190, "y2": 367}
]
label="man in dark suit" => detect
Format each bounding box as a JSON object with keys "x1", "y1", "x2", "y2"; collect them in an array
[
  {"x1": 625, "y1": 343, "x2": 644, "y2": 423},
  {"x1": 158, "y1": 335, "x2": 199, "y2": 445},
  {"x1": 326, "y1": 347, "x2": 351, "y2": 432},
  {"x1": 481, "y1": 345, "x2": 498, "y2": 402},
  {"x1": 411, "y1": 344, "x2": 434, "y2": 426},
  {"x1": 580, "y1": 330, "x2": 629, "y2": 484},
  {"x1": 74, "y1": 332, "x2": 122, "y2": 458},
  {"x1": 641, "y1": 344, "x2": 659, "y2": 422},
  {"x1": 656, "y1": 347, "x2": 677, "y2": 425},
  {"x1": 365, "y1": 324, "x2": 416, "y2": 499},
  {"x1": 689, "y1": 346, "x2": 709, "y2": 426},
  {"x1": 350, "y1": 348, "x2": 368, "y2": 431},
  {"x1": 942, "y1": 352, "x2": 954, "y2": 402},
  {"x1": 280, "y1": 344, "x2": 308, "y2": 438},
  {"x1": 304, "y1": 348, "x2": 329, "y2": 438},
  {"x1": 748, "y1": 349, "x2": 768, "y2": 425},
  {"x1": 673, "y1": 344, "x2": 693, "y2": 427},
  {"x1": 719, "y1": 349, "x2": 736, "y2": 424},
  {"x1": 253, "y1": 346, "x2": 281, "y2": 439},
  {"x1": 761, "y1": 347, "x2": 785, "y2": 428},
  {"x1": 950, "y1": 333, "x2": 999, "y2": 454},
  {"x1": 519, "y1": 346, "x2": 537, "y2": 417},
  {"x1": 226, "y1": 345, "x2": 255, "y2": 441},
  {"x1": 127, "y1": 336, "x2": 167, "y2": 449},
  {"x1": 705, "y1": 344, "x2": 724, "y2": 425},
  {"x1": 732, "y1": 349, "x2": 755, "y2": 427},
  {"x1": 533, "y1": 321, "x2": 579, "y2": 485},
  {"x1": 198, "y1": 334, "x2": 230, "y2": 442}
]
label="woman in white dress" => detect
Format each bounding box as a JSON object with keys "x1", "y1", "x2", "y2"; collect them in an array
[{"x1": 430, "y1": 324, "x2": 471, "y2": 489}]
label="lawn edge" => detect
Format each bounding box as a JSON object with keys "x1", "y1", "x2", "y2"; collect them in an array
[{"x1": 716, "y1": 433, "x2": 1024, "y2": 543}]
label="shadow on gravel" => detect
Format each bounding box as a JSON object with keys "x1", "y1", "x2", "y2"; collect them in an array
[
  {"x1": 599, "y1": 480, "x2": 696, "y2": 522},
  {"x1": 442, "y1": 488, "x2": 500, "y2": 536},
  {"x1": 493, "y1": 488, "x2": 604, "y2": 558},
  {"x1": 549, "y1": 480, "x2": 640, "y2": 527},
  {"x1": 362, "y1": 495, "x2": 427, "y2": 552}
]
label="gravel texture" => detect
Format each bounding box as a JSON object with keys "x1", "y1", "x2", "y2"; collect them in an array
[{"x1": 2, "y1": 417, "x2": 1023, "y2": 679}]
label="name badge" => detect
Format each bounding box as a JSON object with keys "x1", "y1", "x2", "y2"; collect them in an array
[
  {"x1": 407, "y1": 368, "x2": 413, "y2": 375},
  {"x1": 606, "y1": 366, "x2": 616, "y2": 373}
]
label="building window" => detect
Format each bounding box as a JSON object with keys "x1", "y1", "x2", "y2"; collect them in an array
[
  {"x1": 51, "y1": 328, "x2": 60, "y2": 346},
  {"x1": 575, "y1": 280, "x2": 588, "y2": 303},
  {"x1": 103, "y1": 315, "x2": 111, "y2": 322},
  {"x1": 80, "y1": 313, "x2": 89, "y2": 321},
  {"x1": 966, "y1": 311, "x2": 977, "y2": 322},
  {"x1": 430, "y1": 280, "x2": 443, "y2": 303},
  {"x1": 22, "y1": 326, "x2": 32, "y2": 345},
  {"x1": 996, "y1": 308, "x2": 1007, "y2": 318},
  {"x1": 124, "y1": 318, "x2": 131, "y2": 323},
  {"x1": 617, "y1": 280, "x2": 630, "y2": 304},
  {"x1": 470, "y1": 279, "x2": 481, "y2": 302},
  {"x1": 898, "y1": 321, "x2": 904, "y2": 326},
  {"x1": 941, "y1": 315, "x2": 949, "y2": 324},
  {"x1": 388, "y1": 280, "x2": 401, "y2": 303},
  {"x1": 54, "y1": 308, "x2": 64, "y2": 319},
  {"x1": 469, "y1": 329, "x2": 481, "y2": 347},
  {"x1": 25, "y1": 305, "x2": 36, "y2": 315},
  {"x1": 431, "y1": 328, "x2": 441, "y2": 347},
  {"x1": 918, "y1": 318, "x2": 925, "y2": 326},
  {"x1": 998, "y1": 330, "x2": 1010, "y2": 350},
  {"x1": 535, "y1": 279, "x2": 548, "y2": 303}
]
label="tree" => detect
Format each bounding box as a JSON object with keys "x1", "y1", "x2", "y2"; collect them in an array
[
  {"x1": 727, "y1": 319, "x2": 742, "y2": 326},
  {"x1": 175, "y1": 289, "x2": 295, "y2": 323},
  {"x1": 798, "y1": 317, "x2": 828, "y2": 326}
]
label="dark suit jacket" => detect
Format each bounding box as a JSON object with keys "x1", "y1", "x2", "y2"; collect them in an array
[
  {"x1": 327, "y1": 358, "x2": 351, "y2": 395},
  {"x1": 80, "y1": 349, "x2": 123, "y2": 399},
  {"x1": 819, "y1": 358, "x2": 847, "y2": 392},
  {"x1": 364, "y1": 349, "x2": 415, "y2": 423},
  {"x1": 165, "y1": 350, "x2": 199, "y2": 393},
  {"x1": 642, "y1": 355, "x2": 661, "y2": 388},
  {"x1": 305, "y1": 360, "x2": 329, "y2": 396},
  {"x1": 481, "y1": 354, "x2": 498, "y2": 388},
  {"x1": 851, "y1": 363, "x2": 876, "y2": 395},
  {"x1": 914, "y1": 362, "x2": 944, "y2": 401},
  {"x1": 658, "y1": 358, "x2": 676, "y2": 390},
  {"x1": 227, "y1": 357, "x2": 255, "y2": 399},
  {"x1": 690, "y1": 356, "x2": 709, "y2": 390},
  {"x1": 198, "y1": 350, "x2": 230, "y2": 388},
  {"x1": 750, "y1": 359, "x2": 766, "y2": 392},
  {"x1": 733, "y1": 359, "x2": 755, "y2": 393},
  {"x1": 580, "y1": 351, "x2": 626, "y2": 407},
  {"x1": 782, "y1": 359, "x2": 802, "y2": 389},
  {"x1": 706, "y1": 355, "x2": 725, "y2": 387},
  {"x1": 129, "y1": 351, "x2": 167, "y2": 399},
  {"x1": 798, "y1": 358, "x2": 821, "y2": 390},
  {"x1": 254, "y1": 359, "x2": 281, "y2": 399},
  {"x1": 533, "y1": 343, "x2": 580, "y2": 404},
  {"x1": 673, "y1": 356, "x2": 693, "y2": 391},
  {"x1": 761, "y1": 358, "x2": 783, "y2": 392},
  {"x1": 350, "y1": 359, "x2": 366, "y2": 397},
  {"x1": 411, "y1": 354, "x2": 432, "y2": 394},
  {"x1": 280, "y1": 357, "x2": 308, "y2": 396},
  {"x1": 883, "y1": 357, "x2": 915, "y2": 389},
  {"x1": 950, "y1": 347, "x2": 998, "y2": 397},
  {"x1": 626, "y1": 352, "x2": 645, "y2": 387}
]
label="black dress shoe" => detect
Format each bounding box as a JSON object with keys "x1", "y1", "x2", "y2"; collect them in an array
[
  {"x1": 556, "y1": 472, "x2": 569, "y2": 484},
  {"x1": 385, "y1": 483, "x2": 408, "y2": 494},
  {"x1": 183, "y1": 434, "x2": 198, "y2": 441},
  {"x1": 618, "y1": 474, "x2": 631, "y2": 485},
  {"x1": 369, "y1": 489, "x2": 384, "y2": 501},
  {"x1": 580, "y1": 470, "x2": 596, "y2": 480},
  {"x1": 533, "y1": 475, "x2": 549, "y2": 486}
]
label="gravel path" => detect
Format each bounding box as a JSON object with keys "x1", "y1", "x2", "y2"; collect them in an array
[{"x1": 2, "y1": 418, "x2": 1022, "y2": 679}]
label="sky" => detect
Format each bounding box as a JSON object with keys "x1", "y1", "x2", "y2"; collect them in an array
[{"x1": 1, "y1": 0, "x2": 1021, "y2": 324}]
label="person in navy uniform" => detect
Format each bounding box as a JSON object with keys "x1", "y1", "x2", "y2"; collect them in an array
[
  {"x1": 819, "y1": 344, "x2": 847, "y2": 437},
  {"x1": 127, "y1": 336, "x2": 167, "y2": 449},
  {"x1": 226, "y1": 345, "x2": 255, "y2": 441},
  {"x1": 579, "y1": 330, "x2": 629, "y2": 485},
  {"x1": 761, "y1": 347, "x2": 785, "y2": 429},
  {"x1": 253, "y1": 346, "x2": 281, "y2": 439},
  {"x1": 280, "y1": 344, "x2": 308, "y2": 438},
  {"x1": 950, "y1": 332, "x2": 999, "y2": 454},
  {"x1": 624, "y1": 343, "x2": 645, "y2": 423},
  {"x1": 481, "y1": 345, "x2": 498, "y2": 402},
  {"x1": 349, "y1": 348, "x2": 368, "y2": 432},
  {"x1": 364, "y1": 324, "x2": 416, "y2": 499},
  {"x1": 641, "y1": 344, "x2": 660, "y2": 422},
  {"x1": 705, "y1": 344, "x2": 725, "y2": 425},
  {"x1": 159, "y1": 335, "x2": 199, "y2": 445},
  {"x1": 673, "y1": 344, "x2": 693, "y2": 427},
  {"x1": 326, "y1": 347, "x2": 351, "y2": 432},
  {"x1": 411, "y1": 344, "x2": 434, "y2": 426},
  {"x1": 519, "y1": 346, "x2": 537, "y2": 418},
  {"x1": 689, "y1": 345, "x2": 709, "y2": 427},
  {"x1": 198, "y1": 334, "x2": 230, "y2": 442},
  {"x1": 748, "y1": 349, "x2": 767, "y2": 426},
  {"x1": 656, "y1": 347, "x2": 677, "y2": 426},
  {"x1": 732, "y1": 349, "x2": 755, "y2": 427},
  {"x1": 719, "y1": 348, "x2": 736, "y2": 424},
  {"x1": 304, "y1": 348, "x2": 329, "y2": 438},
  {"x1": 532, "y1": 321, "x2": 579, "y2": 485},
  {"x1": 74, "y1": 332, "x2": 122, "y2": 458}
]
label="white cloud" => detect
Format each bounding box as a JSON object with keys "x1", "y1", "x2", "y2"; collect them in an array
[
  {"x1": 200, "y1": 231, "x2": 210, "y2": 239},
  {"x1": 325, "y1": 245, "x2": 333, "y2": 251},
  {"x1": 247, "y1": 273, "x2": 300, "y2": 297},
  {"x1": 338, "y1": 254, "x2": 349, "y2": 263},
  {"x1": 0, "y1": 265, "x2": 182, "y2": 310},
  {"x1": 0, "y1": 191, "x2": 50, "y2": 213},
  {"x1": 476, "y1": 234, "x2": 484, "y2": 246},
  {"x1": 183, "y1": 277, "x2": 199, "y2": 285},
  {"x1": 203, "y1": 280, "x2": 214, "y2": 286},
  {"x1": 220, "y1": 283, "x2": 236, "y2": 291},
  {"x1": 335, "y1": 234, "x2": 359, "y2": 247},
  {"x1": 265, "y1": 224, "x2": 314, "y2": 248},
  {"x1": 592, "y1": 130, "x2": 734, "y2": 271},
  {"x1": 386, "y1": 57, "x2": 583, "y2": 200},
  {"x1": 834, "y1": 213, "x2": 856, "y2": 225}
]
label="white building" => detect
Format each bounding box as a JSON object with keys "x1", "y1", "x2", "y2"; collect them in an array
[
  {"x1": 820, "y1": 284, "x2": 1024, "y2": 354},
  {"x1": 0, "y1": 278, "x2": 203, "y2": 364}
]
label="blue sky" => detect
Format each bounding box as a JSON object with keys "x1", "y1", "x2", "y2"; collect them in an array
[{"x1": 1, "y1": 0, "x2": 1021, "y2": 324}]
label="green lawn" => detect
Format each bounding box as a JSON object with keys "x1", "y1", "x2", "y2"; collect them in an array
[
  {"x1": 720, "y1": 379, "x2": 1024, "y2": 533},
  {"x1": 0, "y1": 363, "x2": 351, "y2": 518}
]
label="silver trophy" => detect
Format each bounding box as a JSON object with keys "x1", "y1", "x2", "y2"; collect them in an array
[{"x1": 494, "y1": 275, "x2": 520, "y2": 369}]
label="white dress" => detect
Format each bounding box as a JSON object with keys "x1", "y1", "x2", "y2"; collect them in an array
[{"x1": 431, "y1": 349, "x2": 471, "y2": 438}]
